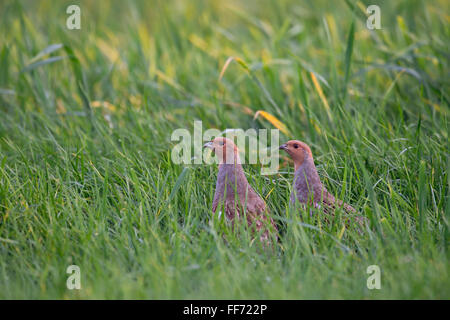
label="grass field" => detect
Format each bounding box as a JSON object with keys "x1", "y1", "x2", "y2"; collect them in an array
[{"x1": 0, "y1": 0, "x2": 448, "y2": 299}]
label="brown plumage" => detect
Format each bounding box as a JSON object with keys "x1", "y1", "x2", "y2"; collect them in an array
[
  {"x1": 280, "y1": 140, "x2": 365, "y2": 226},
  {"x1": 204, "y1": 137, "x2": 277, "y2": 245}
]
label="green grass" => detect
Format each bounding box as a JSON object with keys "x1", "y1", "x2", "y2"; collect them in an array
[{"x1": 0, "y1": 0, "x2": 449, "y2": 299}]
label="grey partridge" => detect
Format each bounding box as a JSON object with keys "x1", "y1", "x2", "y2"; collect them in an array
[
  {"x1": 204, "y1": 137, "x2": 277, "y2": 245},
  {"x1": 280, "y1": 140, "x2": 364, "y2": 226}
]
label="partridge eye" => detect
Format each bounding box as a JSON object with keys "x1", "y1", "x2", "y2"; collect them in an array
[{"x1": 294, "y1": 144, "x2": 299, "y2": 149}]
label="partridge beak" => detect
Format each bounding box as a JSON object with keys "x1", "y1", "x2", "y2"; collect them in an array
[
  {"x1": 203, "y1": 141, "x2": 214, "y2": 149},
  {"x1": 279, "y1": 144, "x2": 287, "y2": 151}
]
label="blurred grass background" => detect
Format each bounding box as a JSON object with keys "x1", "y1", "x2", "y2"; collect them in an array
[{"x1": 0, "y1": 0, "x2": 448, "y2": 298}]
